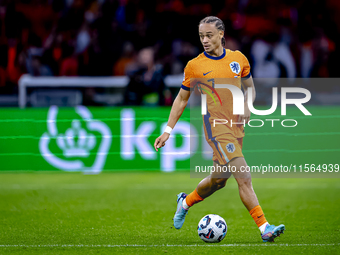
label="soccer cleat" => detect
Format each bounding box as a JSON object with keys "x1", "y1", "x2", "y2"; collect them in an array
[
  {"x1": 173, "y1": 192, "x2": 188, "y2": 229},
  {"x1": 261, "y1": 224, "x2": 285, "y2": 242}
]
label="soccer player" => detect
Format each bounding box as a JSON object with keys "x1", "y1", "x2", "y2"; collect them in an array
[{"x1": 153, "y1": 16, "x2": 285, "y2": 242}]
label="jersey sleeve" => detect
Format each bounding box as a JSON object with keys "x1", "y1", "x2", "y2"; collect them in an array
[
  {"x1": 237, "y1": 51, "x2": 251, "y2": 79},
  {"x1": 181, "y1": 61, "x2": 194, "y2": 91}
]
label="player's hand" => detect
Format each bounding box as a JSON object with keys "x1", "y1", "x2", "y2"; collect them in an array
[
  {"x1": 238, "y1": 103, "x2": 251, "y2": 124},
  {"x1": 154, "y1": 133, "x2": 170, "y2": 152}
]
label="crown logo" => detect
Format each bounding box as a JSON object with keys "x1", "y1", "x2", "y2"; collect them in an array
[{"x1": 57, "y1": 120, "x2": 96, "y2": 157}]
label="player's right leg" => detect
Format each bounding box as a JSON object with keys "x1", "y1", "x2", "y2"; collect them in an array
[
  {"x1": 173, "y1": 134, "x2": 238, "y2": 229},
  {"x1": 173, "y1": 161, "x2": 230, "y2": 229},
  {"x1": 196, "y1": 161, "x2": 232, "y2": 197}
]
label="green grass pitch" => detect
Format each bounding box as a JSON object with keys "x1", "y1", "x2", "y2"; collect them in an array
[{"x1": 0, "y1": 172, "x2": 339, "y2": 254}]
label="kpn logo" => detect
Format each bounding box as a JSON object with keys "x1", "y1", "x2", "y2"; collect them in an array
[
  {"x1": 39, "y1": 106, "x2": 112, "y2": 173},
  {"x1": 56, "y1": 120, "x2": 96, "y2": 157}
]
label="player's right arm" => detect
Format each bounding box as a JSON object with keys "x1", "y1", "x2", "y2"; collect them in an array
[{"x1": 154, "y1": 88, "x2": 191, "y2": 151}]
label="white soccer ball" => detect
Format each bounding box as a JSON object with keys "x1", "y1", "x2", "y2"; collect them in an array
[{"x1": 197, "y1": 214, "x2": 227, "y2": 243}]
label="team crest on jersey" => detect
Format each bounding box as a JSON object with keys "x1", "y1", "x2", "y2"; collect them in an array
[
  {"x1": 229, "y1": 62, "x2": 241, "y2": 74},
  {"x1": 226, "y1": 143, "x2": 235, "y2": 153}
]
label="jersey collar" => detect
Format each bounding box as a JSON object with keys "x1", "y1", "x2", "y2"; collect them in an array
[{"x1": 204, "y1": 48, "x2": 226, "y2": 60}]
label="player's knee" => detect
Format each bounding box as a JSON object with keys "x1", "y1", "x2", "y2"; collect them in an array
[
  {"x1": 211, "y1": 177, "x2": 227, "y2": 190},
  {"x1": 236, "y1": 178, "x2": 252, "y2": 188}
]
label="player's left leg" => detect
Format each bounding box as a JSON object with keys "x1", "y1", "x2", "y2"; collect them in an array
[
  {"x1": 228, "y1": 157, "x2": 259, "y2": 210},
  {"x1": 230, "y1": 157, "x2": 285, "y2": 242}
]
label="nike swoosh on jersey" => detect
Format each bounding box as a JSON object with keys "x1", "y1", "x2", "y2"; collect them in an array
[{"x1": 203, "y1": 71, "x2": 212, "y2": 76}]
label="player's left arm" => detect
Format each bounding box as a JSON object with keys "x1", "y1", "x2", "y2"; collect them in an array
[{"x1": 239, "y1": 76, "x2": 255, "y2": 123}]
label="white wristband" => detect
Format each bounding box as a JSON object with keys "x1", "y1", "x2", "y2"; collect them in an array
[{"x1": 164, "y1": 126, "x2": 173, "y2": 134}]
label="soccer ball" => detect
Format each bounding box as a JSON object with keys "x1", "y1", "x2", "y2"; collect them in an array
[{"x1": 197, "y1": 214, "x2": 227, "y2": 243}]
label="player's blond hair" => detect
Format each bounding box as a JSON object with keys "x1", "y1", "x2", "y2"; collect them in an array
[{"x1": 199, "y1": 16, "x2": 226, "y2": 46}]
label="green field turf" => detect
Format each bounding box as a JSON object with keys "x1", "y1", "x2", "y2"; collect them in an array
[{"x1": 0, "y1": 172, "x2": 339, "y2": 254}]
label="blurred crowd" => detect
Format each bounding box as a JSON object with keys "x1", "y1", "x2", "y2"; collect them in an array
[{"x1": 0, "y1": 0, "x2": 339, "y2": 103}]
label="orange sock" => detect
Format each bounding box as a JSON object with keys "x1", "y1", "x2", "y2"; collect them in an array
[
  {"x1": 249, "y1": 205, "x2": 267, "y2": 227},
  {"x1": 185, "y1": 189, "x2": 204, "y2": 207}
]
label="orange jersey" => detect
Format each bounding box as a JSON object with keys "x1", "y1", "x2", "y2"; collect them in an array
[{"x1": 181, "y1": 48, "x2": 251, "y2": 139}]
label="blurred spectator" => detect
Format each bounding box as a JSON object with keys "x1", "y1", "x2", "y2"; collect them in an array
[
  {"x1": 310, "y1": 30, "x2": 336, "y2": 78},
  {"x1": 6, "y1": 38, "x2": 25, "y2": 85},
  {"x1": 250, "y1": 34, "x2": 296, "y2": 79},
  {"x1": 25, "y1": 48, "x2": 53, "y2": 76},
  {"x1": 124, "y1": 47, "x2": 167, "y2": 106},
  {"x1": 113, "y1": 41, "x2": 135, "y2": 76},
  {"x1": 60, "y1": 46, "x2": 78, "y2": 76}
]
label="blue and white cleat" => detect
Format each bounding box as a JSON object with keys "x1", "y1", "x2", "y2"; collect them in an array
[
  {"x1": 261, "y1": 224, "x2": 285, "y2": 242},
  {"x1": 173, "y1": 192, "x2": 188, "y2": 229}
]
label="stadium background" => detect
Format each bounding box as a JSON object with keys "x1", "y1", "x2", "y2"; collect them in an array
[
  {"x1": 0, "y1": 0, "x2": 339, "y2": 172},
  {"x1": 0, "y1": 0, "x2": 340, "y2": 254}
]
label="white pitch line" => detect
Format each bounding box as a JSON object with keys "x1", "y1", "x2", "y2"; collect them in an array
[
  {"x1": 0, "y1": 244, "x2": 339, "y2": 248},
  {"x1": 1, "y1": 184, "x2": 340, "y2": 190}
]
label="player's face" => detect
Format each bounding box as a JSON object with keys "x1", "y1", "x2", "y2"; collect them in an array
[{"x1": 199, "y1": 23, "x2": 223, "y2": 53}]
